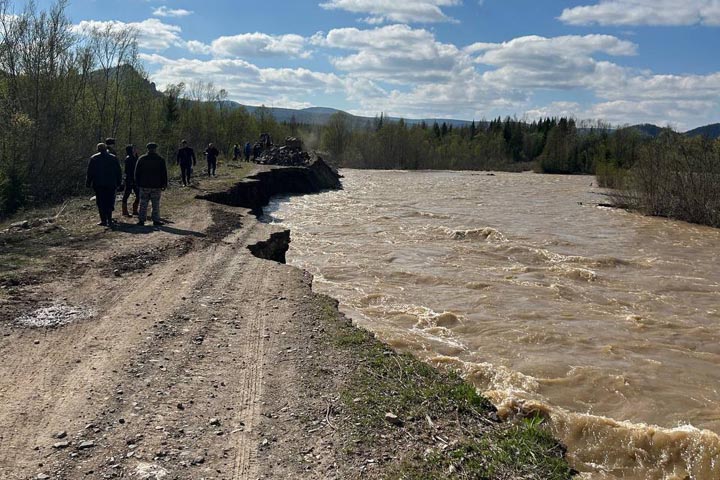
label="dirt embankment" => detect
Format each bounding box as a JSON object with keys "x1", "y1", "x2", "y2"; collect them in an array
[
  {"x1": 197, "y1": 160, "x2": 342, "y2": 215},
  {"x1": 0, "y1": 161, "x2": 573, "y2": 480}
]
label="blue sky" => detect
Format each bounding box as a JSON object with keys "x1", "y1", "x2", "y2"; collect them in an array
[{"x1": 25, "y1": 0, "x2": 720, "y2": 129}]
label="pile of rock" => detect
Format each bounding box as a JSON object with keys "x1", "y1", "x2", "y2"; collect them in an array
[{"x1": 256, "y1": 137, "x2": 311, "y2": 166}]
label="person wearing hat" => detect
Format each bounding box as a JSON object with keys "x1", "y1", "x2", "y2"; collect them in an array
[
  {"x1": 105, "y1": 137, "x2": 117, "y2": 157},
  {"x1": 176, "y1": 139, "x2": 196, "y2": 186},
  {"x1": 134, "y1": 142, "x2": 168, "y2": 226},
  {"x1": 86, "y1": 142, "x2": 122, "y2": 227},
  {"x1": 121, "y1": 144, "x2": 140, "y2": 216}
]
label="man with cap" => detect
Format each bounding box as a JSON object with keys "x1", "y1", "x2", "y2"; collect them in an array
[
  {"x1": 135, "y1": 142, "x2": 168, "y2": 226},
  {"x1": 105, "y1": 137, "x2": 117, "y2": 157},
  {"x1": 176, "y1": 139, "x2": 196, "y2": 186},
  {"x1": 86, "y1": 142, "x2": 122, "y2": 227}
]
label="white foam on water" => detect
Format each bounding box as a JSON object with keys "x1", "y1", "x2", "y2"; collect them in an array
[{"x1": 429, "y1": 355, "x2": 720, "y2": 480}]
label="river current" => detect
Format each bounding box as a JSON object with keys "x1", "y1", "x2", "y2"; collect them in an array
[{"x1": 264, "y1": 169, "x2": 720, "y2": 479}]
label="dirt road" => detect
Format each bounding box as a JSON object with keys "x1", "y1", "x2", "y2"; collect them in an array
[{"x1": 0, "y1": 169, "x2": 343, "y2": 479}]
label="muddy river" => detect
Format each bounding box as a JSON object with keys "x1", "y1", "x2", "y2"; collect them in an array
[{"x1": 265, "y1": 169, "x2": 720, "y2": 479}]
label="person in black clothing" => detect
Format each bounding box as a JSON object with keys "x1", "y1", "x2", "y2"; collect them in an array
[
  {"x1": 135, "y1": 142, "x2": 168, "y2": 226},
  {"x1": 176, "y1": 139, "x2": 196, "y2": 186},
  {"x1": 204, "y1": 143, "x2": 219, "y2": 176},
  {"x1": 86, "y1": 143, "x2": 122, "y2": 227},
  {"x1": 244, "y1": 142, "x2": 251, "y2": 162},
  {"x1": 122, "y1": 144, "x2": 140, "y2": 217},
  {"x1": 233, "y1": 143, "x2": 241, "y2": 161}
]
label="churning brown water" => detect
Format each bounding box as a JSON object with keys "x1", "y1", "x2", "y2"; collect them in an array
[{"x1": 265, "y1": 169, "x2": 720, "y2": 479}]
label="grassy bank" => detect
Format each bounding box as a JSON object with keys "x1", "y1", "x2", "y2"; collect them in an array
[{"x1": 313, "y1": 297, "x2": 575, "y2": 479}]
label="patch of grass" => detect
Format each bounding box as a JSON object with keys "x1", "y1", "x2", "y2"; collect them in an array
[
  {"x1": 318, "y1": 296, "x2": 574, "y2": 479},
  {"x1": 392, "y1": 419, "x2": 571, "y2": 479}
]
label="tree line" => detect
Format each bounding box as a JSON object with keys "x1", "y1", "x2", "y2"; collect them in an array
[
  {"x1": 321, "y1": 112, "x2": 638, "y2": 174},
  {"x1": 0, "y1": 0, "x2": 297, "y2": 217}
]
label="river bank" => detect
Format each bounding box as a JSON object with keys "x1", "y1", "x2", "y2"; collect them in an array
[
  {"x1": 0, "y1": 163, "x2": 573, "y2": 479},
  {"x1": 266, "y1": 168, "x2": 720, "y2": 479}
]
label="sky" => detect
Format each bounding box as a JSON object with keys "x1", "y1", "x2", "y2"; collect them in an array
[{"x1": 22, "y1": 0, "x2": 720, "y2": 129}]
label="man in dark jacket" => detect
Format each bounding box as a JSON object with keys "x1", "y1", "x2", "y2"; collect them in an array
[
  {"x1": 176, "y1": 139, "x2": 196, "y2": 186},
  {"x1": 122, "y1": 144, "x2": 140, "y2": 216},
  {"x1": 204, "y1": 143, "x2": 219, "y2": 176},
  {"x1": 86, "y1": 142, "x2": 122, "y2": 227},
  {"x1": 135, "y1": 142, "x2": 168, "y2": 226},
  {"x1": 244, "y1": 142, "x2": 251, "y2": 162}
]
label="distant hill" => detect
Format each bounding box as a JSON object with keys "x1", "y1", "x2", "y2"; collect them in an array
[
  {"x1": 627, "y1": 123, "x2": 665, "y2": 137},
  {"x1": 228, "y1": 102, "x2": 476, "y2": 129},
  {"x1": 686, "y1": 123, "x2": 720, "y2": 139},
  {"x1": 620, "y1": 123, "x2": 720, "y2": 140},
  {"x1": 224, "y1": 100, "x2": 720, "y2": 138}
]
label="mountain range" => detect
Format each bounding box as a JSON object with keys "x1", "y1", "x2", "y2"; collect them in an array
[
  {"x1": 238, "y1": 104, "x2": 719, "y2": 139},
  {"x1": 239, "y1": 104, "x2": 475, "y2": 129}
]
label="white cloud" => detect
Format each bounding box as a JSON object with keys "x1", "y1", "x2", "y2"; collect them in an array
[
  {"x1": 152, "y1": 6, "x2": 193, "y2": 18},
  {"x1": 559, "y1": 0, "x2": 720, "y2": 26},
  {"x1": 468, "y1": 35, "x2": 636, "y2": 90},
  {"x1": 211, "y1": 33, "x2": 311, "y2": 58},
  {"x1": 318, "y1": 24, "x2": 469, "y2": 83},
  {"x1": 319, "y1": 0, "x2": 462, "y2": 24},
  {"x1": 186, "y1": 40, "x2": 212, "y2": 55},
  {"x1": 140, "y1": 54, "x2": 344, "y2": 106},
  {"x1": 74, "y1": 18, "x2": 183, "y2": 51},
  {"x1": 586, "y1": 99, "x2": 718, "y2": 129},
  {"x1": 114, "y1": 19, "x2": 717, "y2": 128}
]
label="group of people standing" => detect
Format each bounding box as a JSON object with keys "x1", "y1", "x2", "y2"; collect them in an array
[
  {"x1": 86, "y1": 138, "x2": 168, "y2": 228},
  {"x1": 86, "y1": 138, "x2": 255, "y2": 228}
]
